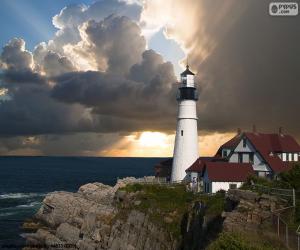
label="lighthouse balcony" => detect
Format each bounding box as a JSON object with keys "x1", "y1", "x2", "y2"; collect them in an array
[{"x1": 177, "y1": 87, "x2": 198, "y2": 101}]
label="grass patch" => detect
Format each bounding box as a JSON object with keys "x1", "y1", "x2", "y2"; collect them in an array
[
  {"x1": 207, "y1": 231, "x2": 287, "y2": 250},
  {"x1": 119, "y1": 184, "x2": 225, "y2": 240}
]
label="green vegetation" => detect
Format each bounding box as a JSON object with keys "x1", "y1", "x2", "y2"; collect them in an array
[
  {"x1": 242, "y1": 164, "x2": 300, "y2": 227},
  {"x1": 207, "y1": 231, "x2": 287, "y2": 250},
  {"x1": 242, "y1": 164, "x2": 300, "y2": 191},
  {"x1": 120, "y1": 183, "x2": 225, "y2": 239}
]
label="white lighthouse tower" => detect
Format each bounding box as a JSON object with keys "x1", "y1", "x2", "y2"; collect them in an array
[{"x1": 171, "y1": 64, "x2": 199, "y2": 182}]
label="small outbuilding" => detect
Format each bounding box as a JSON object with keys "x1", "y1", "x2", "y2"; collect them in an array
[{"x1": 202, "y1": 162, "x2": 254, "y2": 193}]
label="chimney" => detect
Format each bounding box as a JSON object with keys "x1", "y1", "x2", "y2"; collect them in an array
[
  {"x1": 237, "y1": 128, "x2": 241, "y2": 135},
  {"x1": 252, "y1": 124, "x2": 257, "y2": 133},
  {"x1": 279, "y1": 127, "x2": 283, "y2": 136}
]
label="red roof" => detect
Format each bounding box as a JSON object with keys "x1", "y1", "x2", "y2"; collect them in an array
[
  {"x1": 245, "y1": 132, "x2": 300, "y2": 153},
  {"x1": 215, "y1": 134, "x2": 242, "y2": 157},
  {"x1": 205, "y1": 162, "x2": 254, "y2": 182},
  {"x1": 244, "y1": 132, "x2": 300, "y2": 173},
  {"x1": 186, "y1": 156, "x2": 226, "y2": 173},
  {"x1": 186, "y1": 157, "x2": 214, "y2": 173}
]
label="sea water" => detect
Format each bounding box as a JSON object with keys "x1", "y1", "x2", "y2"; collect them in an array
[{"x1": 0, "y1": 156, "x2": 162, "y2": 246}]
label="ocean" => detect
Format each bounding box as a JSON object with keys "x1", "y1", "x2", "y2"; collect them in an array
[{"x1": 0, "y1": 156, "x2": 162, "y2": 246}]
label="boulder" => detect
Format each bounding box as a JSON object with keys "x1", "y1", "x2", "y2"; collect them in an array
[
  {"x1": 35, "y1": 192, "x2": 90, "y2": 227},
  {"x1": 56, "y1": 223, "x2": 80, "y2": 244}
]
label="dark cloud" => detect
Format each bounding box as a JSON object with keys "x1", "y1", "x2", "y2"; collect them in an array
[
  {"x1": 1, "y1": 0, "x2": 299, "y2": 156},
  {"x1": 0, "y1": 133, "x2": 123, "y2": 156},
  {"x1": 1, "y1": 69, "x2": 46, "y2": 85},
  {"x1": 0, "y1": 14, "x2": 177, "y2": 142},
  {"x1": 84, "y1": 15, "x2": 146, "y2": 74},
  {"x1": 187, "y1": 1, "x2": 300, "y2": 137},
  {"x1": 51, "y1": 49, "x2": 177, "y2": 119}
]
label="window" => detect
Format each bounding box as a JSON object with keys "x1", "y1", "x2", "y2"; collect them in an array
[
  {"x1": 238, "y1": 153, "x2": 243, "y2": 163},
  {"x1": 249, "y1": 153, "x2": 254, "y2": 164},
  {"x1": 223, "y1": 150, "x2": 228, "y2": 157},
  {"x1": 181, "y1": 130, "x2": 183, "y2": 136},
  {"x1": 282, "y1": 153, "x2": 286, "y2": 161},
  {"x1": 243, "y1": 138, "x2": 247, "y2": 148},
  {"x1": 229, "y1": 184, "x2": 237, "y2": 189}
]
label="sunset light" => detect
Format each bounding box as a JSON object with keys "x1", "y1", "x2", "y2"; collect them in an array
[{"x1": 138, "y1": 131, "x2": 169, "y2": 148}]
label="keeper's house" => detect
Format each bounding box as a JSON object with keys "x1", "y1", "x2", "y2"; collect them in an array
[
  {"x1": 155, "y1": 128, "x2": 300, "y2": 193},
  {"x1": 185, "y1": 129, "x2": 300, "y2": 193},
  {"x1": 202, "y1": 162, "x2": 254, "y2": 193}
]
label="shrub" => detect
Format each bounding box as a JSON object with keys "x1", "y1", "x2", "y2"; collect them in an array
[{"x1": 208, "y1": 232, "x2": 253, "y2": 250}]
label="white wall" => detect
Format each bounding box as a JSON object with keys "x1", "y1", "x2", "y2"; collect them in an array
[
  {"x1": 171, "y1": 100, "x2": 199, "y2": 182},
  {"x1": 202, "y1": 170, "x2": 243, "y2": 193},
  {"x1": 211, "y1": 181, "x2": 243, "y2": 193},
  {"x1": 234, "y1": 138, "x2": 253, "y2": 152}
]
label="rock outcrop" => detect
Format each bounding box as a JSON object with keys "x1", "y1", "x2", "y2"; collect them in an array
[
  {"x1": 23, "y1": 180, "x2": 289, "y2": 250},
  {"x1": 223, "y1": 189, "x2": 289, "y2": 233},
  {"x1": 23, "y1": 177, "x2": 176, "y2": 250}
]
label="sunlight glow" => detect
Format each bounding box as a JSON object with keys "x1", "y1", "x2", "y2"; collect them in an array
[
  {"x1": 138, "y1": 132, "x2": 168, "y2": 148},
  {"x1": 98, "y1": 131, "x2": 236, "y2": 157}
]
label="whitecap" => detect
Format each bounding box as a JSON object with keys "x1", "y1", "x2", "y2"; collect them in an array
[
  {"x1": 16, "y1": 202, "x2": 41, "y2": 208},
  {"x1": 0, "y1": 212, "x2": 17, "y2": 217},
  {"x1": 0, "y1": 193, "x2": 46, "y2": 199}
]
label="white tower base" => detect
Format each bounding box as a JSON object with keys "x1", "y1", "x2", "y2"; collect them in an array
[{"x1": 171, "y1": 100, "x2": 199, "y2": 182}]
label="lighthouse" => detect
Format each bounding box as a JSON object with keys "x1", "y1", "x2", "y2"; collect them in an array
[{"x1": 171, "y1": 64, "x2": 199, "y2": 182}]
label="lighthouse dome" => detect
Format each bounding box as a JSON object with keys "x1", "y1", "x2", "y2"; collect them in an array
[{"x1": 180, "y1": 65, "x2": 195, "y2": 76}]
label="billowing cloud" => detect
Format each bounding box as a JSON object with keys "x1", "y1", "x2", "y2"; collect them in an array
[
  {"x1": 142, "y1": 0, "x2": 300, "y2": 138},
  {"x1": 52, "y1": 49, "x2": 176, "y2": 119},
  {"x1": 43, "y1": 51, "x2": 75, "y2": 77},
  {"x1": 0, "y1": 38, "x2": 33, "y2": 71},
  {"x1": 75, "y1": 15, "x2": 146, "y2": 74},
  {"x1": 1, "y1": 0, "x2": 299, "y2": 156}
]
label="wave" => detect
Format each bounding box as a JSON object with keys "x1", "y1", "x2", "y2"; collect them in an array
[
  {"x1": 0, "y1": 212, "x2": 17, "y2": 217},
  {"x1": 16, "y1": 201, "x2": 41, "y2": 208},
  {"x1": 0, "y1": 192, "x2": 46, "y2": 199},
  {"x1": 0, "y1": 201, "x2": 41, "y2": 211}
]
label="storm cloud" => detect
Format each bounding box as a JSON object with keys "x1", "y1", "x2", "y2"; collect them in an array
[
  {"x1": 0, "y1": 0, "x2": 299, "y2": 155},
  {"x1": 189, "y1": 1, "x2": 300, "y2": 136}
]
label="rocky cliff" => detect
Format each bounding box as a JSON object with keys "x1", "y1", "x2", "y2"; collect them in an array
[
  {"x1": 23, "y1": 179, "x2": 289, "y2": 250},
  {"x1": 23, "y1": 177, "x2": 179, "y2": 250}
]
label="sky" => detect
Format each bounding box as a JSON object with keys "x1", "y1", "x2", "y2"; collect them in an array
[{"x1": 0, "y1": 0, "x2": 299, "y2": 157}]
